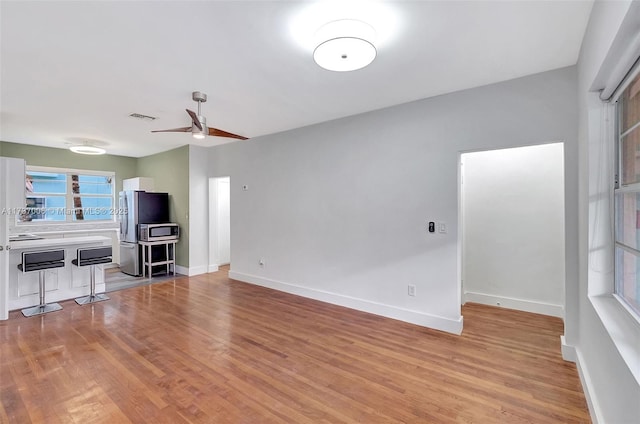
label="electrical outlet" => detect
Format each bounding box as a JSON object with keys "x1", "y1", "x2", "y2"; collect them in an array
[
  {"x1": 408, "y1": 285, "x2": 416, "y2": 297},
  {"x1": 438, "y1": 222, "x2": 447, "y2": 233}
]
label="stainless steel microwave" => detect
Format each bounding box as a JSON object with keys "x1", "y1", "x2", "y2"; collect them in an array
[{"x1": 138, "y1": 223, "x2": 179, "y2": 241}]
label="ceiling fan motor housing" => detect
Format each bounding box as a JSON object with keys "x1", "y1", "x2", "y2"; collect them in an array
[
  {"x1": 192, "y1": 115, "x2": 207, "y2": 135},
  {"x1": 192, "y1": 91, "x2": 207, "y2": 103}
]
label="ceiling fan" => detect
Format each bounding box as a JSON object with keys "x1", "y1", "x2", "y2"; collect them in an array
[{"x1": 152, "y1": 91, "x2": 248, "y2": 140}]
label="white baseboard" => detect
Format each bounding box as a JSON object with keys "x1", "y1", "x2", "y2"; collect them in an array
[
  {"x1": 464, "y1": 291, "x2": 564, "y2": 318},
  {"x1": 575, "y1": 348, "x2": 603, "y2": 424},
  {"x1": 175, "y1": 265, "x2": 189, "y2": 276},
  {"x1": 560, "y1": 335, "x2": 577, "y2": 362},
  {"x1": 229, "y1": 271, "x2": 463, "y2": 335},
  {"x1": 174, "y1": 264, "x2": 225, "y2": 276},
  {"x1": 175, "y1": 265, "x2": 208, "y2": 276}
]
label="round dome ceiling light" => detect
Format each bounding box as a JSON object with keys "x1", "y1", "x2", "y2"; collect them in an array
[{"x1": 313, "y1": 19, "x2": 377, "y2": 72}]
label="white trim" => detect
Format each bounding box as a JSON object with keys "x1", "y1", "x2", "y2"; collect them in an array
[
  {"x1": 229, "y1": 271, "x2": 464, "y2": 335},
  {"x1": 208, "y1": 264, "x2": 220, "y2": 273},
  {"x1": 560, "y1": 335, "x2": 577, "y2": 362},
  {"x1": 575, "y1": 348, "x2": 605, "y2": 424},
  {"x1": 464, "y1": 291, "x2": 564, "y2": 318},
  {"x1": 614, "y1": 183, "x2": 640, "y2": 193},
  {"x1": 174, "y1": 265, "x2": 210, "y2": 277},
  {"x1": 613, "y1": 293, "x2": 640, "y2": 326},
  {"x1": 175, "y1": 265, "x2": 189, "y2": 276},
  {"x1": 589, "y1": 294, "x2": 640, "y2": 385},
  {"x1": 188, "y1": 265, "x2": 208, "y2": 276},
  {"x1": 458, "y1": 153, "x2": 465, "y2": 310}
]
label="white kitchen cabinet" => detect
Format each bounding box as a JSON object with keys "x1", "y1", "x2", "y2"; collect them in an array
[
  {"x1": 0, "y1": 157, "x2": 26, "y2": 320},
  {"x1": 123, "y1": 177, "x2": 154, "y2": 191}
]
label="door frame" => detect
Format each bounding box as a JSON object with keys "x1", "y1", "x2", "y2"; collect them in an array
[{"x1": 208, "y1": 176, "x2": 231, "y2": 272}]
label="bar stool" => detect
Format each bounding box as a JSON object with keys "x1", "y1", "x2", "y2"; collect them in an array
[
  {"x1": 18, "y1": 250, "x2": 65, "y2": 317},
  {"x1": 73, "y1": 246, "x2": 112, "y2": 305}
]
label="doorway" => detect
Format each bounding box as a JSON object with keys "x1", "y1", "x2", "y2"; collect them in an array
[
  {"x1": 460, "y1": 143, "x2": 565, "y2": 317},
  {"x1": 209, "y1": 176, "x2": 231, "y2": 271}
]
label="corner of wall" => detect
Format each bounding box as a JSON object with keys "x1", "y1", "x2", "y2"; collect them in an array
[
  {"x1": 175, "y1": 265, "x2": 209, "y2": 277},
  {"x1": 560, "y1": 335, "x2": 577, "y2": 362}
]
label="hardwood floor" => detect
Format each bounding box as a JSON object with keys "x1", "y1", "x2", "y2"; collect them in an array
[
  {"x1": 0, "y1": 269, "x2": 590, "y2": 423},
  {"x1": 104, "y1": 267, "x2": 184, "y2": 293}
]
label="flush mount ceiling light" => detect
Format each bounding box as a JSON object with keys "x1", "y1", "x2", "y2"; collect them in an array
[
  {"x1": 313, "y1": 19, "x2": 377, "y2": 72},
  {"x1": 69, "y1": 143, "x2": 106, "y2": 155}
]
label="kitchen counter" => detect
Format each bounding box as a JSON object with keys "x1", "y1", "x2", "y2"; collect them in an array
[
  {"x1": 3, "y1": 236, "x2": 112, "y2": 318},
  {"x1": 9, "y1": 235, "x2": 111, "y2": 250}
]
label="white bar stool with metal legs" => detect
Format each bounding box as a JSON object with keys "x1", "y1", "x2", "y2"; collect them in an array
[
  {"x1": 73, "y1": 246, "x2": 112, "y2": 305},
  {"x1": 19, "y1": 250, "x2": 65, "y2": 317}
]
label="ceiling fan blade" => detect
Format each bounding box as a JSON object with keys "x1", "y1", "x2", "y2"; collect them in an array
[
  {"x1": 186, "y1": 109, "x2": 202, "y2": 131},
  {"x1": 151, "y1": 127, "x2": 191, "y2": 133},
  {"x1": 208, "y1": 127, "x2": 249, "y2": 140}
]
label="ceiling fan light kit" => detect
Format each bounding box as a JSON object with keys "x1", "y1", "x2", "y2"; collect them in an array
[
  {"x1": 192, "y1": 127, "x2": 206, "y2": 139},
  {"x1": 313, "y1": 19, "x2": 377, "y2": 72},
  {"x1": 152, "y1": 91, "x2": 248, "y2": 140}
]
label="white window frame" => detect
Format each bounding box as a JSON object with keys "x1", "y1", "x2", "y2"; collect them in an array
[
  {"x1": 613, "y1": 63, "x2": 640, "y2": 321},
  {"x1": 21, "y1": 165, "x2": 116, "y2": 224},
  {"x1": 587, "y1": 58, "x2": 640, "y2": 387}
]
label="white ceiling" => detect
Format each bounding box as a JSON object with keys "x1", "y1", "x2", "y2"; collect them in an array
[{"x1": 0, "y1": 0, "x2": 593, "y2": 158}]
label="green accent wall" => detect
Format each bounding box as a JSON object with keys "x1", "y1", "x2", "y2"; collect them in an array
[
  {"x1": 1, "y1": 141, "x2": 191, "y2": 269},
  {"x1": 136, "y1": 145, "x2": 190, "y2": 267},
  {"x1": 0, "y1": 141, "x2": 138, "y2": 193}
]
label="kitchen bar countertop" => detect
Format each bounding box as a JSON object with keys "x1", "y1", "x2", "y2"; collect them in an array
[
  {"x1": 9, "y1": 236, "x2": 111, "y2": 250},
  {"x1": 2, "y1": 235, "x2": 113, "y2": 320}
]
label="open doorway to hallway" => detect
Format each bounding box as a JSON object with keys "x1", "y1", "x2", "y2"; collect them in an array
[
  {"x1": 209, "y1": 176, "x2": 231, "y2": 272},
  {"x1": 460, "y1": 142, "x2": 565, "y2": 318}
]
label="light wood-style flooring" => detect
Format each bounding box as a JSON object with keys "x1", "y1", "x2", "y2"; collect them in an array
[{"x1": 0, "y1": 268, "x2": 590, "y2": 423}]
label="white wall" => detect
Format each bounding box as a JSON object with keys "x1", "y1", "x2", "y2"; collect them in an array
[
  {"x1": 208, "y1": 176, "x2": 231, "y2": 270},
  {"x1": 208, "y1": 66, "x2": 577, "y2": 335},
  {"x1": 573, "y1": 1, "x2": 640, "y2": 422},
  {"x1": 217, "y1": 177, "x2": 231, "y2": 265},
  {"x1": 187, "y1": 145, "x2": 209, "y2": 276},
  {"x1": 462, "y1": 143, "x2": 565, "y2": 317}
]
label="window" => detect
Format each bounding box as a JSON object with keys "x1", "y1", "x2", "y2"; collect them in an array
[
  {"x1": 615, "y1": 69, "x2": 640, "y2": 317},
  {"x1": 21, "y1": 167, "x2": 114, "y2": 223}
]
